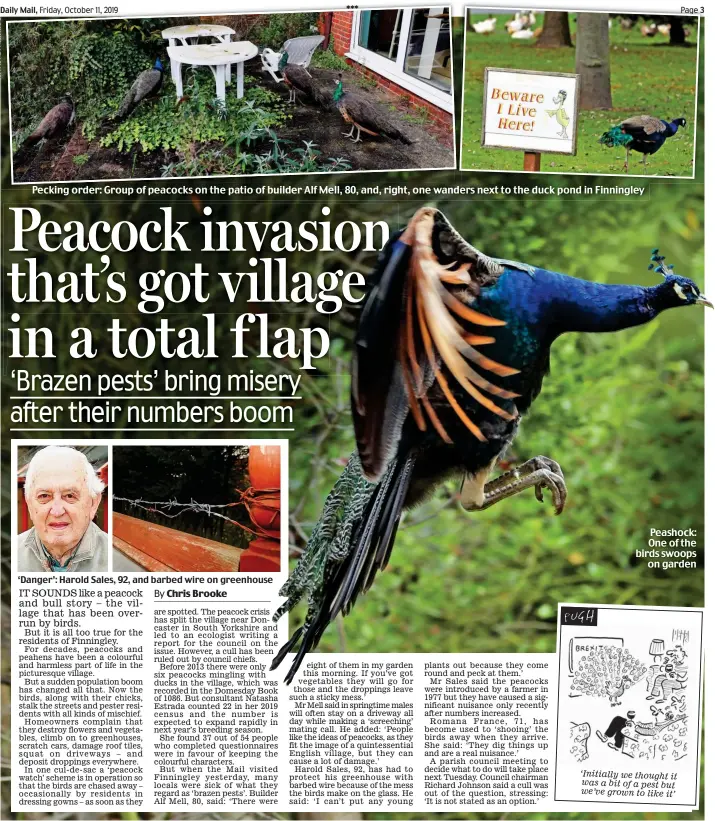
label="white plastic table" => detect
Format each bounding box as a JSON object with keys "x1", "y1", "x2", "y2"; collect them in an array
[
  {"x1": 162, "y1": 23, "x2": 234, "y2": 45},
  {"x1": 162, "y1": 24, "x2": 235, "y2": 86},
  {"x1": 166, "y1": 41, "x2": 259, "y2": 102}
]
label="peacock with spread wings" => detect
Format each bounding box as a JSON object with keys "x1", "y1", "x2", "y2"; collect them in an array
[{"x1": 271, "y1": 206, "x2": 710, "y2": 683}]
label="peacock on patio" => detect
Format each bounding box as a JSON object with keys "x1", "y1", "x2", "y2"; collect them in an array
[
  {"x1": 332, "y1": 73, "x2": 413, "y2": 145},
  {"x1": 115, "y1": 58, "x2": 164, "y2": 120}
]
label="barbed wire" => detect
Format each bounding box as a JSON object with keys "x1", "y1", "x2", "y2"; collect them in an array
[
  {"x1": 113, "y1": 496, "x2": 242, "y2": 521},
  {"x1": 114, "y1": 488, "x2": 280, "y2": 538}
]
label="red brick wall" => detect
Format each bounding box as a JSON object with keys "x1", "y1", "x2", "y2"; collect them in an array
[
  {"x1": 347, "y1": 63, "x2": 454, "y2": 132},
  {"x1": 318, "y1": 12, "x2": 453, "y2": 136},
  {"x1": 319, "y1": 11, "x2": 354, "y2": 56}
]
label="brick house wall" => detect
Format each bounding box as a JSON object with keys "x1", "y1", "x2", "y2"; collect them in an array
[
  {"x1": 323, "y1": 10, "x2": 353, "y2": 56},
  {"x1": 318, "y1": 11, "x2": 453, "y2": 133}
]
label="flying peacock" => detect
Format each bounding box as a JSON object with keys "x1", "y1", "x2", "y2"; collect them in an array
[
  {"x1": 599, "y1": 116, "x2": 686, "y2": 172},
  {"x1": 24, "y1": 95, "x2": 75, "y2": 145},
  {"x1": 115, "y1": 58, "x2": 164, "y2": 120},
  {"x1": 332, "y1": 73, "x2": 413, "y2": 145},
  {"x1": 277, "y1": 51, "x2": 332, "y2": 108},
  {"x1": 271, "y1": 207, "x2": 710, "y2": 684}
]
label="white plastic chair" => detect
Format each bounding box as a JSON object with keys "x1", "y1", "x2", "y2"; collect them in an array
[{"x1": 261, "y1": 34, "x2": 325, "y2": 82}]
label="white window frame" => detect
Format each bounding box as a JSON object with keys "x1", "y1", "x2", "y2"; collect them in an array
[{"x1": 346, "y1": 8, "x2": 453, "y2": 113}]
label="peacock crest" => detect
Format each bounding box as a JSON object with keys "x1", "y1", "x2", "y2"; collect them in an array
[{"x1": 648, "y1": 248, "x2": 675, "y2": 277}]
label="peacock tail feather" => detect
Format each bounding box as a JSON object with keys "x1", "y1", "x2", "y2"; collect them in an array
[
  {"x1": 570, "y1": 646, "x2": 648, "y2": 699},
  {"x1": 273, "y1": 451, "x2": 374, "y2": 624},
  {"x1": 599, "y1": 126, "x2": 633, "y2": 148}
]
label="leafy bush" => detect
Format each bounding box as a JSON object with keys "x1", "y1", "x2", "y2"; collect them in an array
[
  {"x1": 250, "y1": 12, "x2": 318, "y2": 48},
  {"x1": 8, "y1": 18, "x2": 166, "y2": 142},
  {"x1": 311, "y1": 39, "x2": 349, "y2": 72},
  {"x1": 93, "y1": 74, "x2": 288, "y2": 153},
  {"x1": 161, "y1": 133, "x2": 351, "y2": 176}
]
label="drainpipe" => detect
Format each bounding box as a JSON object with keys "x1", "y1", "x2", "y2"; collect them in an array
[{"x1": 322, "y1": 12, "x2": 333, "y2": 49}]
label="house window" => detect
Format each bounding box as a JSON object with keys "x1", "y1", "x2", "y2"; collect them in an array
[
  {"x1": 358, "y1": 10, "x2": 403, "y2": 61},
  {"x1": 348, "y1": 7, "x2": 453, "y2": 113},
  {"x1": 403, "y1": 8, "x2": 451, "y2": 93}
]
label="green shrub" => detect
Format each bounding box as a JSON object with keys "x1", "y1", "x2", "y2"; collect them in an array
[
  {"x1": 8, "y1": 18, "x2": 167, "y2": 142},
  {"x1": 161, "y1": 133, "x2": 351, "y2": 176},
  {"x1": 311, "y1": 41, "x2": 349, "y2": 72},
  {"x1": 94, "y1": 74, "x2": 288, "y2": 153},
  {"x1": 250, "y1": 12, "x2": 318, "y2": 48}
]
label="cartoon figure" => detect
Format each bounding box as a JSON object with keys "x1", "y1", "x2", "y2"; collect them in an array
[
  {"x1": 546, "y1": 89, "x2": 570, "y2": 139},
  {"x1": 605, "y1": 674, "x2": 634, "y2": 706},
  {"x1": 671, "y1": 694, "x2": 686, "y2": 713},
  {"x1": 647, "y1": 663, "x2": 687, "y2": 703},
  {"x1": 665, "y1": 645, "x2": 687, "y2": 665},
  {"x1": 596, "y1": 710, "x2": 636, "y2": 751}
]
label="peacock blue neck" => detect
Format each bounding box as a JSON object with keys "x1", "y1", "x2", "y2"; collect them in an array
[
  {"x1": 333, "y1": 81, "x2": 344, "y2": 102},
  {"x1": 488, "y1": 267, "x2": 678, "y2": 339}
]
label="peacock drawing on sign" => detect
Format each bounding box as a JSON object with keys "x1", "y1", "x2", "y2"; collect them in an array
[{"x1": 546, "y1": 89, "x2": 570, "y2": 139}]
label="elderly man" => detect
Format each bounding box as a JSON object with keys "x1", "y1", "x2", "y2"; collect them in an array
[{"x1": 18, "y1": 446, "x2": 108, "y2": 572}]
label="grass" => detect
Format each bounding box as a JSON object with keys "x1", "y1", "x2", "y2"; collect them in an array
[{"x1": 461, "y1": 13, "x2": 698, "y2": 176}]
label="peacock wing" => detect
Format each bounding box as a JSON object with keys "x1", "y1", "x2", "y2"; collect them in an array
[
  {"x1": 139, "y1": 68, "x2": 162, "y2": 99},
  {"x1": 116, "y1": 77, "x2": 141, "y2": 117},
  {"x1": 352, "y1": 207, "x2": 523, "y2": 481},
  {"x1": 620, "y1": 115, "x2": 666, "y2": 137},
  {"x1": 283, "y1": 65, "x2": 312, "y2": 96},
  {"x1": 343, "y1": 94, "x2": 388, "y2": 137},
  {"x1": 351, "y1": 228, "x2": 413, "y2": 481},
  {"x1": 28, "y1": 100, "x2": 71, "y2": 141}
]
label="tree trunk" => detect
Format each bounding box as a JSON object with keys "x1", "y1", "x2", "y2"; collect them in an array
[
  {"x1": 669, "y1": 16, "x2": 686, "y2": 46},
  {"x1": 536, "y1": 12, "x2": 572, "y2": 48},
  {"x1": 575, "y1": 13, "x2": 612, "y2": 110}
]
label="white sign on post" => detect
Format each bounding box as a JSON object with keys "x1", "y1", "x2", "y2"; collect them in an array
[{"x1": 482, "y1": 67, "x2": 580, "y2": 155}]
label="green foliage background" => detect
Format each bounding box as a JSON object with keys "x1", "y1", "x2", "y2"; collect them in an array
[
  {"x1": 7, "y1": 18, "x2": 168, "y2": 143},
  {"x1": 461, "y1": 13, "x2": 698, "y2": 176}
]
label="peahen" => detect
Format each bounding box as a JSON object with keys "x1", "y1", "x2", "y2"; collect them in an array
[
  {"x1": 599, "y1": 116, "x2": 686, "y2": 172},
  {"x1": 277, "y1": 51, "x2": 332, "y2": 108},
  {"x1": 115, "y1": 58, "x2": 164, "y2": 120},
  {"x1": 24, "y1": 95, "x2": 74, "y2": 144},
  {"x1": 332, "y1": 73, "x2": 413, "y2": 145},
  {"x1": 271, "y1": 207, "x2": 710, "y2": 684}
]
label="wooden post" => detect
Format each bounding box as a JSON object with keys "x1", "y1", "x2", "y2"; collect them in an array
[{"x1": 524, "y1": 151, "x2": 541, "y2": 172}]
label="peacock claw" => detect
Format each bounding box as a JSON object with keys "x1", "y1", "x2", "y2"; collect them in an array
[
  {"x1": 528, "y1": 456, "x2": 567, "y2": 514},
  {"x1": 477, "y1": 455, "x2": 567, "y2": 514}
]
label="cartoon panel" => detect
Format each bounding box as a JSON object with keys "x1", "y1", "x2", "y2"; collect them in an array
[{"x1": 554, "y1": 605, "x2": 702, "y2": 808}]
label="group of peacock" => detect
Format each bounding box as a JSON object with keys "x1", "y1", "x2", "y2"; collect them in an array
[
  {"x1": 278, "y1": 53, "x2": 412, "y2": 145},
  {"x1": 22, "y1": 44, "x2": 686, "y2": 169},
  {"x1": 22, "y1": 49, "x2": 414, "y2": 154}
]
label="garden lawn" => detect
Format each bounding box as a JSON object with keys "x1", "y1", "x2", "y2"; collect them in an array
[{"x1": 461, "y1": 13, "x2": 698, "y2": 176}]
